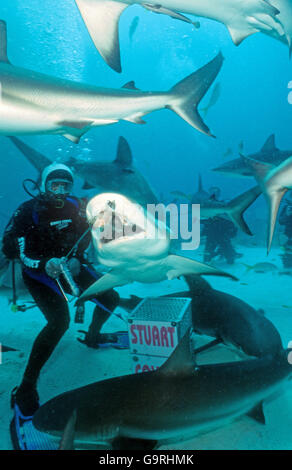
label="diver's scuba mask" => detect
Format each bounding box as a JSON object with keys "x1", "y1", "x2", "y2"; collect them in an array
[{"x1": 45, "y1": 179, "x2": 73, "y2": 208}]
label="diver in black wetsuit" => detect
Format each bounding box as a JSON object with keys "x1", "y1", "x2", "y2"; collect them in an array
[
  {"x1": 279, "y1": 198, "x2": 292, "y2": 269},
  {"x1": 202, "y1": 187, "x2": 242, "y2": 265},
  {"x1": 3, "y1": 163, "x2": 120, "y2": 417}
]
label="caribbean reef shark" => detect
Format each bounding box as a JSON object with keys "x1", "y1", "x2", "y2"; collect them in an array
[
  {"x1": 77, "y1": 192, "x2": 237, "y2": 302},
  {"x1": 74, "y1": 0, "x2": 284, "y2": 72},
  {"x1": 120, "y1": 273, "x2": 283, "y2": 359},
  {"x1": 8, "y1": 136, "x2": 158, "y2": 206},
  {"x1": 172, "y1": 174, "x2": 262, "y2": 235},
  {"x1": 212, "y1": 135, "x2": 292, "y2": 178},
  {"x1": 33, "y1": 327, "x2": 292, "y2": 450},
  {"x1": 0, "y1": 19, "x2": 223, "y2": 141},
  {"x1": 197, "y1": 185, "x2": 262, "y2": 236},
  {"x1": 243, "y1": 155, "x2": 292, "y2": 253}
]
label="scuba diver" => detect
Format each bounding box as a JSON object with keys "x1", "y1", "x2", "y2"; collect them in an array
[
  {"x1": 2, "y1": 163, "x2": 123, "y2": 417},
  {"x1": 279, "y1": 196, "x2": 292, "y2": 269},
  {"x1": 202, "y1": 186, "x2": 243, "y2": 265}
]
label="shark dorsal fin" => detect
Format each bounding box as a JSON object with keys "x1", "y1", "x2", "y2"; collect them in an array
[
  {"x1": 114, "y1": 136, "x2": 133, "y2": 167},
  {"x1": 158, "y1": 327, "x2": 197, "y2": 376},
  {"x1": 261, "y1": 134, "x2": 277, "y2": 153},
  {"x1": 0, "y1": 20, "x2": 9, "y2": 63}
]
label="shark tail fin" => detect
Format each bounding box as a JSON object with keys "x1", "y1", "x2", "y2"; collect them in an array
[
  {"x1": 75, "y1": 0, "x2": 129, "y2": 72},
  {"x1": 227, "y1": 185, "x2": 262, "y2": 235},
  {"x1": 0, "y1": 20, "x2": 9, "y2": 63},
  {"x1": 167, "y1": 53, "x2": 224, "y2": 137},
  {"x1": 267, "y1": 188, "x2": 288, "y2": 254}
]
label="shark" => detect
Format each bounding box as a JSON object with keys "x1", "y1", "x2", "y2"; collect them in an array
[
  {"x1": 170, "y1": 175, "x2": 261, "y2": 234},
  {"x1": 74, "y1": 0, "x2": 284, "y2": 72},
  {"x1": 243, "y1": 155, "x2": 292, "y2": 253},
  {"x1": 212, "y1": 135, "x2": 292, "y2": 178},
  {"x1": 197, "y1": 185, "x2": 262, "y2": 236},
  {"x1": 0, "y1": 19, "x2": 223, "y2": 142},
  {"x1": 32, "y1": 327, "x2": 292, "y2": 450},
  {"x1": 77, "y1": 192, "x2": 237, "y2": 303},
  {"x1": 8, "y1": 136, "x2": 158, "y2": 206}
]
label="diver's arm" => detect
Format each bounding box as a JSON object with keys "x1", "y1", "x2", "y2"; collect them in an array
[{"x1": 12, "y1": 203, "x2": 47, "y2": 271}]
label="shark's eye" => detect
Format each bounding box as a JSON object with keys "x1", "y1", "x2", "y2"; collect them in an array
[{"x1": 99, "y1": 226, "x2": 105, "y2": 233}]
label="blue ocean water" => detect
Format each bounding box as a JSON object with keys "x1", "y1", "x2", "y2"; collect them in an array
[{"x1": 0, "y1": 0, "x2": 292, "y2": 452}]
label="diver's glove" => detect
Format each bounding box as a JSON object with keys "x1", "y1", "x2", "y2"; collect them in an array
[
  {"x1": 45, "y1": 257, "x2": 63, "y2": 279},
  {"x1": 67, "y1": 257, "x2": 81, "y2": 277}
]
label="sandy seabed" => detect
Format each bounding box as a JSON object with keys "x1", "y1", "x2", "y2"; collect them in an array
[{"x1": 0, "y1": 246, "x2": 292, "y2": 450}]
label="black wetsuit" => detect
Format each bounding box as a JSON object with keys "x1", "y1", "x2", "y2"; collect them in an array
[
  {"x1": 3, "y1": 195, "x2": 119, "y2": 413},
  {"x1": 202, "y1": 216, "x2": 238, "y2": 265},
  {"x1": 279, "y1": 203, "x2": 292, "y2": 268}
]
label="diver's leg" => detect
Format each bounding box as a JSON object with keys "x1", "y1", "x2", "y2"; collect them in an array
[
  {"x1": 203, "y1": 238, "x2": 217, "y2": 263},
  {"x1": 14, "y1": 272, "x2": 70, "y2": 416},
  {"x1": 76, "y1": 266, "x2": 120, "y2": 347},
  {"x1": 219, "y1": 239, "x2": 237, "y2": 264}
]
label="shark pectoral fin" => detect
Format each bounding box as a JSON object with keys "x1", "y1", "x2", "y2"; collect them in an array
[
  {"x1": 165, "y1": 255, "x2": 237, "y2": 281},
  {"x1": 227, "y1": 1, "x2": 281, "y2": 45},
  {"x1": 168, "y1": 53, "x2": 224, "y2": 137},
  {"x1": 59, "y1": 120, "x2": 94, "y2": 143},
  {"x1": 75, "y1": 0, "x2": 129, "y2": 72},
  {"x1": 159, "y1": 327, "x2": 196, "y2": 377},
  {"x1": 227, "y1": 185, "x2": 262, "y2": 235},
  {"x1": 267, "y1": 189, "x2": 288, "y2": 254},
  {"x1": 0, "y1": 20, "x2": 9, "y2": 63},
  {"x1": 78, "y1": 272, "x2": 128, "y2": 303},
  {"x1": 59, "y1": 409, "x2": 77, "y2": 450},
  {"x1": 227, "y1": 26, "x2": 256, "y2": 46},
  {"x1": 246, "y1": 402, "x2": 266, "y2": 425}
]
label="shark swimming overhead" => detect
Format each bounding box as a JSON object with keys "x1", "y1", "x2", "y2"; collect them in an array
[
  {"x1": 212, "y1": 135, "x2": 292, "y2": 178},
  {"x1": 243, "y1": 155, "x2": 292, "y2": 253},
  {"x1": 8, "y1": 136, "x2": 158, "y2": 206},
  {"x1": 32, "y1": 328, "x2": 292, "y2": 450},
  {"x1": 77, "y1": 192, "x2": 237, "y2": 303},
  {"x1": 74, "y1": 0, "x2": 285, "y2": 72},
  {"x1": 0, "y1": 20, "x2": 223, "y2": 141}
]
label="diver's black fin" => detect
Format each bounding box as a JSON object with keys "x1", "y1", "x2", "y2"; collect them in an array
[{"x1": 112, "y1": 437, "x2": 158, "y2": 450}]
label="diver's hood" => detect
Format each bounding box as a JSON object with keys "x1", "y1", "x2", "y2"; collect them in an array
[{"x1": 40, "y1": 162, "x2": 74, "y2": 193}]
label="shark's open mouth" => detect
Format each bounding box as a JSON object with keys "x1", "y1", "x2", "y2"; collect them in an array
[{"x1": 98, "y1": 211, "x2": 144, "y2": 244}]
